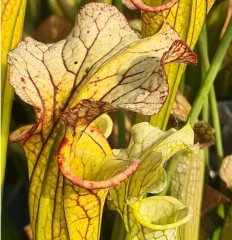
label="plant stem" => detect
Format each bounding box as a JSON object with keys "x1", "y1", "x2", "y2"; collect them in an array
[
  {"x1": 209, "y1": 88, "x2": 224, "y2": 162},
  {"x1": 197, "y1": 25, "x2": 210, "y2": 181},
  {"x1": 113, "y1": 0, "x2": 124, "y2": 12},
  {"x1": 132, "y1": 114, "x2": 150, "y2": 126},
  {"x1": 158, "y1": 157, "x2": 178, "y2": 196},
  {"x1": 117, "y1": 110, "x2": 126, "y2": 148},
  {"x1": 1, "y1": 0, "x2": 27, "y2": 197},
  {"x1": 179, "y1": 72, "x2": 186, "y2": 95},
  {"x1": 125, "y1": 234, "x2": 131, "y2": 240},
  {"x1": 1, "y1": 78, "x2": 14, "y2": 194},
  {"x1": 197, "y1": 24, "x2": 224, "y2": 164},
  {"x1": 111, "y1": 214, "x2": 126, "y2": 240},
  {"x1": 189, "y1": 17, "x2": 232, "y2": 125},
  {"x1": 168, "y1": 151, "x2": 205, "y2": 240},
  {"x1": 101, "y1": 0, "x2": 113, "y2": 4},
  {"x1": 197, "y1": 22, "x2": 226, "y2": 237}
]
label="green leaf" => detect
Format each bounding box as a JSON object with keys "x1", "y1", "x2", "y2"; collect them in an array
[
  {"x1": 1, "y1": 0, "x2": 27, "y2": 192},
  {"x1": 91, "y1": 113, "x2": 113, "y2": 138},
  {"x1": 8, "y1": 3, "x2": 196, "y2": 239},
  {"x1": 221, "y1": 204, "x2": 232, "y2": 240},
  {"x1": 134, "y1": 0, "x2": 215, "y2": 129},
  {"x1": 131, "y1": 196, "x2": 192, "y2": 239},
  {"x1": 108, "y1": 122, "x2": 198, "y2": 239},
  {"x1": 207, "y1": 0, "x2": 229, "y2": 59},
  {"x1": 167, "y1": 150, "x2": 205, "y2": 240}
]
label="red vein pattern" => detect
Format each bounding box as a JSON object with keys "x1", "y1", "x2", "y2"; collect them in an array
[
  {"x1": 130, "y1": 0, "x2": 179, "y2": 12},
  {"x1": 8, "y1": 2, "x2": 197, "y2": 239}
]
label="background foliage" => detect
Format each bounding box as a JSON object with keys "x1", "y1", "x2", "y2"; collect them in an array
[{"x1": 1, "y1": 0, "x2": 232, "y2": 239}]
